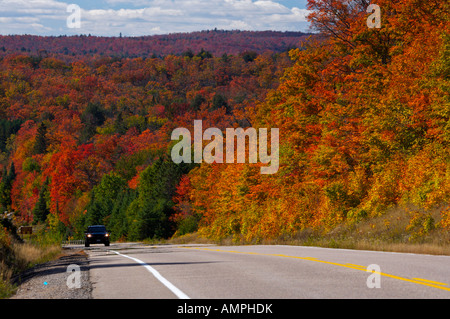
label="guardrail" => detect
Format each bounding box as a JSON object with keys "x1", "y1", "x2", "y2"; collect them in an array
[{"x1": 61, "y1": 239, "x2": 85, "y2": 246}]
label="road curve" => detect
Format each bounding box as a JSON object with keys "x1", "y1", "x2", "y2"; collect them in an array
[{"x1": 84, "y1": 243, "x2": 450, "y2": 299}]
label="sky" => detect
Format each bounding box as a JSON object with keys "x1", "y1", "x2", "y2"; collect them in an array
[{"x1": 0, "y1": 0, "x2": 312, "y2": 37}]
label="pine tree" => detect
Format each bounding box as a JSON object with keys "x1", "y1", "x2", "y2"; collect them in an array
[
  {"x1": 0, "y1": 162, "x2": 16, "y2": 211},
  {"x1": 32, "y1": 177, "x2": 50, "y2": 224},
  {"x1": 114, "y1": 112, "x2": 127, "y2": 135},
  {"x1": 33, "y1": 122, "x2": 48, "y2": 154},
  {"x1": 80, "y1": 102, "x2": 106, "y2": 143}
]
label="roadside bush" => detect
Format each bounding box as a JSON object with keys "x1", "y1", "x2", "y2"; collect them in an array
[
  {"x1": 406, "y1": 211, "x2": 436, "y2": 242},
  {"x1": 440, "y1": 206, "x2": 450, "y2": 230},
  {"x1": 0, "y1": 226, "x2": 14, "y2": 298},
  {"x1": 0, "y1": 223, "x2": 62, "y2": 298}
]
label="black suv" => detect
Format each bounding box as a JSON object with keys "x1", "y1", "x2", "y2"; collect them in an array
[{"x1": 85, "y1": 225, "x2": 110, "y2": 247}]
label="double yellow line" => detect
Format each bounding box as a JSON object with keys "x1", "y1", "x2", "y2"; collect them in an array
[{"x1": 182, "y1": 247, "x2": 450, "y2": 293}]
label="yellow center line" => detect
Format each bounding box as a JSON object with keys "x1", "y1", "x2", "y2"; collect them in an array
[
  {"x1": 180, "y1": 247, "x2": 450, "y2": 292},
  {"x1": 412, "y1": 278, "x2": 448, "y2": 286},
  {"x1": 346, "y1": 263, "x2": 366, "y2": 269}
]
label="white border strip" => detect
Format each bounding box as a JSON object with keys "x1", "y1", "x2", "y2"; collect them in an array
[{"x1": 111, "y1": 250, "x2": 190, "y2": 299}]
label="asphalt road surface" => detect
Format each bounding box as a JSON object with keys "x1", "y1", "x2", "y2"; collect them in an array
[{"x1": 82, "y1": 243, "x2": 450, "y2": 299}]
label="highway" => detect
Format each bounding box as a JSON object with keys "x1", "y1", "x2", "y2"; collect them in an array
[{"x1": 84, "y1": 243, "x2": 450, "y2": 299}]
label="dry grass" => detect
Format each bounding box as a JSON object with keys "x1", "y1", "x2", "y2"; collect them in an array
[
  {"x1": 0, "y1": 262, "x2": 13, "y2": 298},
  {"x1": 168, "y1": 232, "x2": 214, "y2": 245},
  {"x1": 0, "y1": 242, "x2": 62, "y2": 298},
  {"x1": 12, "y1": 243, "x2": 62, "y2": 269},
  {"x1": 169, "y1": 205, "x2": 450, "y2": 256},
  {"x1": 271, "y1": 205, "x2": 450, "y2": 255}
]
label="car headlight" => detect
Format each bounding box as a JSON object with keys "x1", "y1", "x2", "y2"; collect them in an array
[
  {"x1": 87, "y1": 234, "x2": 92, "y2": 238},
  {"x1": 105, "y1": 233, "x2": 109, "y2": 237}
]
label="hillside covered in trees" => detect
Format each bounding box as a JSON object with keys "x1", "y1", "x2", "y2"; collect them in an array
[
  {"x1": 0, "y1": 30, "x2": 311, "y2": 60},
  {"x1": 0, "y1": 0, "x2": 450, "y2": 246},
  {"x1": 0, "y1": 30, "x2": 298, "y2": 241}
]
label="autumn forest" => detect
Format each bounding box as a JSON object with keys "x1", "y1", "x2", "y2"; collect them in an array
[{"x1": 0, "y1": 0, "x2": 449, "y2": 246}]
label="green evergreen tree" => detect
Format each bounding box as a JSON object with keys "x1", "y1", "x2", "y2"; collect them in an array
[
  {"x1": 127, "y1": 157, "x2": 195, "y2": 240},
  {"x1": 33, "y1": 122, "x2": 48, "y2": 154},
  {"x1": 114, "y1": 112, "x2": 127, "y2": 135},
  {"x1": 80, "y1": 102, "x2": 106, "y2": 143},
  {"x1": 108, "y1": 188, "x2": 136, "y2": 241},
  {"x1": 83, "y1": 173, "x2": 128, "y2": 228},
  {"x1": 0, "y1": 162, "x2": 16, "y2": 211},
  {"x1": 32, "y1": 177, "x2": 50, "y2": 224},
  {"x1": 0, "y1": 119, "x2": 22, "y2": 153},
  {"x1": 190, "y1": 94, "x2": 206, "y2": 111},
  {"x1": 211, "y1": 93, "x2": 230, "y2": 113}
]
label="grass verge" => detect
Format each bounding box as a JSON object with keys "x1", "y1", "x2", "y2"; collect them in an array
[
  {"x1": 276, "y1": 205, "x2": 450, "y2": 255},
  {"x1": 0, "y1": 236, "x2": 62, "y2": 299},
  {"x1": 169, "y1": 205, "x2": 450, "y2": 256}
]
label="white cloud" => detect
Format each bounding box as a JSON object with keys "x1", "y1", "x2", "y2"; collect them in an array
[
  {"x1": 254, "y1": 1, "x2": 290, "y2": 13},
  {"x1": 0, "y1": 0, "x2": 311, "y2": 36},
  {"x1": 0, "y1": 0, "x2": 66, "y2": 15}
]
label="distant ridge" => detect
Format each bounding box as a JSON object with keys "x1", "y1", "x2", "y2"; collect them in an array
[{"x1": 0, "y1": 30, "x2": 314, "y2": 60}]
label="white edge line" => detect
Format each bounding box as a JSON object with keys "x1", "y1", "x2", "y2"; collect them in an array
[{"x1": 111, "y1": 250, "x2": 190, "y2": 299}]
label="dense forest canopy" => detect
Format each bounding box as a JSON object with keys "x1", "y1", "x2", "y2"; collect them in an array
[
  {"x1": 0, "y1": 30, "x2": 300, "y2": 241},
  {"x1": 0, "y1": 30, "x2": 312, "y2": 60},
  {"x1": 0, "y1": 0, "x2": 449, "y2": 244}
]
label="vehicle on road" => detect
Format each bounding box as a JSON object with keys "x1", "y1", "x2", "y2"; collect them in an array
[{"x1": 85, "y1": 225, "x2": 110, "y2": 247}]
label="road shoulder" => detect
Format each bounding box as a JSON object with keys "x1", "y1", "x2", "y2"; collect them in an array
[{"x1": 10, "y1": 249, "x2": 92, "y2": 299}]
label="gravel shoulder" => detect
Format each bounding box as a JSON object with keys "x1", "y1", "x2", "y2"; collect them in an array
[{"x1": 10, "y1": 249, "x2": 92, "y2": 299}]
